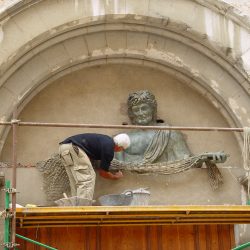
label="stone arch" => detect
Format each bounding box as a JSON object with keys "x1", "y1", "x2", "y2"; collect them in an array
[{"x1": 0, "y1": 0, "x2": 250, "y2": 153}]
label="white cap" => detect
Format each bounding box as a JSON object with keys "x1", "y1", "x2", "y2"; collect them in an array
[{"x1": 113, "y1": 133, "x2": 131, "y2": 149}]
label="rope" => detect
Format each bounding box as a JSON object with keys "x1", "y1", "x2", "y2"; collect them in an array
[
  {"x1": 243, "y1": 127, "x2": 250, "y2": 197},
  {"x1": 111, "y1": 156, "x2": 223, "y2": 190},
  {"x1": 111, "y1": 155, "x2": 204, "y2": 175}
]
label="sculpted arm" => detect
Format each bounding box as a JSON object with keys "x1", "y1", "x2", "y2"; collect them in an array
[
  {"x1": 171, "y1": 132, "x2": 227, "y2": 163},
  {"x1": 171, "y1": 131, "x2": 192, "y2": 160}
]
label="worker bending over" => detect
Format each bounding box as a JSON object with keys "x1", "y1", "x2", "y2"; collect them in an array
[{"x1": 59, "y1": 133, "x2": 130, "y2": 201}]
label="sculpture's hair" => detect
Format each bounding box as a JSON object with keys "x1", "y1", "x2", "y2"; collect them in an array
[{"x1": 127, "y1": 90, "x2": 157, "y2": 124}]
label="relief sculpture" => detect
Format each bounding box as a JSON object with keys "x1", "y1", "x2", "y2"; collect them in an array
[{"x1": 111, "y1": 90, "x2": 228, "y2": 190}]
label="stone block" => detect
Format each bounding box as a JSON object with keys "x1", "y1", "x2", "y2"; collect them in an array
[
  {"x1": 17, "y1": 53, "x2": 50, "y2": 83},
  {"x1": 0, "y1": 87, "x2": 15, "y2": 116},
  {"x1": 85, "y1": 32, "x2": 106, "y2": 53},
  {"x1": 144, "y1": 25, "x2": 163, "y2": 37},
  {"x1": 127, "y1": 32, "x2": 148, "y2": 51},
  {"x1": 0, "y1": 19, "x2": 28, "y2": 66},
  {"x1": 163, "y1": 37, "x2": 189, "y2": 60},
  {"x1": 39, "y1": 43, "x2": 71, "y2": 70},
  {"x1": 188, "y1": 54, "x2": 225, "y2": 83},
  {"x1": 147, "y1": 34, "x2": 166, "y2": 51},
  {"x1": 63, "y1": 35, "x2": 88, "y2": 60},
  {"x1": 229, "y1": 91, "x2": 250, "y2": 126},
  {"x1": 2, "y1": 66, "x2": 33, "y2": 99},
  {"x1": 106, "y1": 31, "x2": 126, "y2": 50}
]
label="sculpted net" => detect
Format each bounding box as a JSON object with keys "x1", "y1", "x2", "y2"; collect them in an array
[
  {"x1": 110, "y1": 156, "x2": 223, "y2": 190},
  {"x1": 113, "y1": 126, "x2": 250, "y2": 193},
  {"x1": 36, "y1": 153, "x2": 70, "y2": 203},
  {"x1": 111, "y1": 129, "x2": 223, "y2": 190},
  {"x1": 110, "y1": 155, "x2": 203, "y2": 175},
  {"x1": 204, "y1": 160, "x2": 223, "y2": 191}
]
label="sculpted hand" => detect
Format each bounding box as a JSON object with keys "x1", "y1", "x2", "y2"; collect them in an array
[
  {"x1": 202, "y1": 151, "x2": 228, "y2": 163},
  {"x1": 99, "y1": 169, "x2": 123, "y2": 180}
]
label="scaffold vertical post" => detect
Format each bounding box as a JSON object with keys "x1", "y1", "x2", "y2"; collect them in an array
[
  {"x1": 4, "y1": 180, "x2": 10, "y2": 250},
  {"x1": 11, "y1": 107, "x2": 18, "y2": 248}
]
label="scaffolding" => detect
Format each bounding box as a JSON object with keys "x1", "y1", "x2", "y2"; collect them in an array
[{"x1": 1, "y1": 113, "x2": 250, "y2": 249}]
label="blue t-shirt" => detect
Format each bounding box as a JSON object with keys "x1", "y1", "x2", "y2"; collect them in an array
[{"x1": 60, "y1": 133, "x2": 115, "y2": 171}]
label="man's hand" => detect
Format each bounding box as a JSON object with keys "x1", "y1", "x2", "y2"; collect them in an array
[
  {"x1": 202, "y1": 151, "x2": 228, "y2": 164},
  {"x1": 99, "y1": 169, "x2": 123, "y2": 180}
]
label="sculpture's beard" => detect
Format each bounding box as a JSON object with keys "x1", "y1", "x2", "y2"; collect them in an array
[{"x1": 132, "y1": 115, "x2": 153, "y2": 125}]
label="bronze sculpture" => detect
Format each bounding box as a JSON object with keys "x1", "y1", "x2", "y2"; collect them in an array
[{"x1": 112, "y1": 90, "x2": 227, "y2": 190}]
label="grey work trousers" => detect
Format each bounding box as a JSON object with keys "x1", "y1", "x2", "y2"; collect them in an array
[{"x1": 59, "y1": 143, "x2": 96, "y2": 200}]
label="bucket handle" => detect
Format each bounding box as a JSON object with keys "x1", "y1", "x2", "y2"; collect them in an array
[{"x1": 122, "y1": 190, "x2": 133, "y2": 197}]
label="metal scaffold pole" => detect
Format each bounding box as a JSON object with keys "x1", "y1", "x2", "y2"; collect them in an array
[
  {"x1": 4, "y1": 180, "x2": 10, "y2": 250},
  {"x1": 0, "y1": 121, "x2": 245, "y2": 132},
  {"x1": 11, "y1": 108, "x2": 18, "y2": 249},
  {"x1": 16, "y1": 234, "x2": 57, "y2": 250}
]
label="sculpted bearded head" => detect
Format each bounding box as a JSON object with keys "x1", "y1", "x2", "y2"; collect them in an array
[{"x1": 127, "y1": 90, "x2": 157, "y2": 125}]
